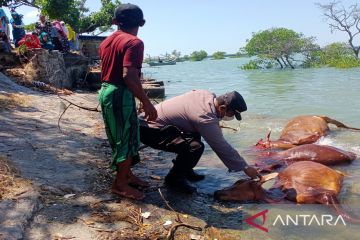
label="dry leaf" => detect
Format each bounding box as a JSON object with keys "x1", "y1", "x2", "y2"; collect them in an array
[
  {"x1": 141, "y1": 212, "x2": 151, "y2": 219},
  {"x1": 163, "y1": 220, "x2": 172, "y2": 226}
]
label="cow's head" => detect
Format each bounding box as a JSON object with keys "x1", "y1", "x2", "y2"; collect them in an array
[
  {"x1": 254, "y1": 130, "x2": 272, "y2": 149},
  {"x1": 214, "y1": 179, "x2": 266, "y2": 202}
]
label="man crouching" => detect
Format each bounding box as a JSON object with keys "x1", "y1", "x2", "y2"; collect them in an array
[{"x1": 139, "y1": 90, "x2": 261, "y2": 194}]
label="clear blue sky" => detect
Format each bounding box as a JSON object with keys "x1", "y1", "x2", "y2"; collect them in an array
[{"x1": 3, "y1": 0, "x2": 358, "y2": 56}]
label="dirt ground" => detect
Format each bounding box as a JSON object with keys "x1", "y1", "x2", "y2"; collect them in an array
[{"x1": 0, "y1": 72, "x2": 259, "y2": 240}]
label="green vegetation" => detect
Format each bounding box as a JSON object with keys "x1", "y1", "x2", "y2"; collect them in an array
[
  {"x1": 24, "y1": 23, "x2": 36, "y2": 31},
  {"x1": 242, "y1": 39, "x2": 360, "y2": 70},
  {"x1": 190, "y1": 50, "x2": 208, "y2": 61},
  {"x1": 2, "y1": 0, "x2": 120, "y2": 34},
  {"x1": 17, "y1": 43, "x2": 27, "y2": 55},
  {"x1": 212, "y1": 51, "x2": 226, "y2": 60},
  {"x1": 303, "y1": 42, "x2": 360, "y2": 68},
  {"x1": 244, "y1": 27, "x2": 318, "y2": 69},
  {"x1": 182, "y1": 55, "x2": 190, "y2": 61},
  {"x1": 241, "y1": 2, "x2": 360, "y2": 70},
  {"x1": 37, "y1": 0, "x2": 120, "y2": 34},
  {"x1": 241, "y1": 59, "x2": 275, "y2": 70},
  {"x1": 240, "y1": 60, "x2": 261, "y2": 70}
]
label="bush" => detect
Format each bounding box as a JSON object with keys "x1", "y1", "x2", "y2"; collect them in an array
[
  {"x1": 316, "y1": 43, "x2": 360, "y2": 68},
  {"x1": 240, "y1": 60, "x2": 261, "y2": 70},
  {"x1": 327, "y1": 56, "x2": 360, "y2": 68},
  {"x1": 240, "y1": 59, "x2": 277, "y2": 70},
  {"x1": 212, "y1": 51, "x2": 226, "y2": 60},
  {"x1": 190, "y1": 50, "x2": 208, "y2": 61},
  {"x1": 302, "y1": 42, "x2": 360, "y2": 68}
]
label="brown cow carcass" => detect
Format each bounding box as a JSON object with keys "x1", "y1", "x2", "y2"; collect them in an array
[
  {"x1": 255, "y1": 144, "x2": 357, "y2": 172},
  {"x1": 255, "y1": 115, "x2": 360, "y2": 149},
  {"x1": 214, "y1": 161, "x2": 360, "y2": 223}
]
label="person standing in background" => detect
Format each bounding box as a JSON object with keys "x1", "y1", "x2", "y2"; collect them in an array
[
  {"x1": 35, "y1": 15, "x2": 52, "y2": 36},
  {"x1": 10, "y1": 10, "x2": 25, "y2": 47}
]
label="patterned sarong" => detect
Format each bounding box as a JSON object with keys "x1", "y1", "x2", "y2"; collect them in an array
[{"x1": 99, "y1": 82, "x2": 140, "y2": 169}]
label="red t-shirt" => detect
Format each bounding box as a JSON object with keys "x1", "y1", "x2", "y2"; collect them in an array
[{"x1": 99, "y1": 31, "x2": 144, "y2": 85}]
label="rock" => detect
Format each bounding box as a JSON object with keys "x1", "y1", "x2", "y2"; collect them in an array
[
  {"x1": 24, "y1": 49, "x2": 71, "y2": 88},
  {"x1": 22, "y1": 49, "x2": 89, "y2": 89},
  {"x1": 0, "y1": 52, "x2": 20, "y2": 66},
  {"x1": 0, "y1": 189, "x2": 41, "y2": 240}
]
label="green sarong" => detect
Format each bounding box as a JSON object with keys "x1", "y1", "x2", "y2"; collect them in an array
[{"x1": 99, "y1": 82, "x2": 140, "y2": 169}]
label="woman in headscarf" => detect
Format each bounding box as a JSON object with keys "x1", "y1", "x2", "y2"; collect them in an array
[
  {"x1": 10, "y1": 11, "x2": 25, "y2": 47},
  {"x1": 39, "y1": 32, "x2": 54, "y2": 50},
  {"x1": 51, "y1": 20, "x2": 69, "y2": 52}
]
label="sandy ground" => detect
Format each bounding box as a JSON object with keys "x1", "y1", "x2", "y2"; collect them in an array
[{"x1": 0, "y1": 73, "x2": 258, "y2": 240}]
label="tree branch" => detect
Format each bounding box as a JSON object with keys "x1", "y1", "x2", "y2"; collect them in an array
[
  {"x1": 56, "y1": 95, "x2": 101, "y2": 133},
  {"x1": 9, "y1": 0, "x2": 39, "y2": 9},
  {"x1": 57, "y1": 95, "x2": 101, "y2": 112},
  {"x1": 319, "y1": 1, "x2": 360, "y2": 58},
  {"x1": 158, "y1": 189, "x2": 203, "y2": 240}
]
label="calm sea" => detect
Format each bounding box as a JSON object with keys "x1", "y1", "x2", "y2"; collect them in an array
[{"x1": 142, "y1": 58, "x2": 360, "y2": 238}]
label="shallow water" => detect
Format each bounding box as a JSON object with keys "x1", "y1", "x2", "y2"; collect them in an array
[{"x1": 142, "y1": 58, "x2": 360, "y2": 238}]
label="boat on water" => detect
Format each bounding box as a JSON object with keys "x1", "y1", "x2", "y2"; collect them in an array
[
  {"x1": 84, "y1": 68, "x2": 165, "y2": 98},
  {"x1": 148, "y1": 60, "x2": 176, "y2": 66},
  {"x1": 141, "y1": 78, "x2": 165, "y2": 98}
]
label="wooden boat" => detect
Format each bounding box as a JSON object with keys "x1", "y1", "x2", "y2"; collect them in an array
[
  {"x1": 148, "y1": 60, "x2": 176, "y2": 66},
  {"x1": 142, "y1": 79, "x2": 165, "y2": 98},
  {"x1": 84, "y1": 67, "x2": 165, "y2": 98}
]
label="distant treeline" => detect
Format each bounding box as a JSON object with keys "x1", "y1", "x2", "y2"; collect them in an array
[{"x1": 240, "y1": 2, "x2": 360, "y2": 69}]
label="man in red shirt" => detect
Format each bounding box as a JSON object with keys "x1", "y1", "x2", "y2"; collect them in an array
[{"x1": 99, "y1": 4, "x2": 157, "y2": 200}]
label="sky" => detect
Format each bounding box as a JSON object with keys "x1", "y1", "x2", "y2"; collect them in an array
[{"x1": 3, "y1": 0, "x2": 359, "y2": 56}]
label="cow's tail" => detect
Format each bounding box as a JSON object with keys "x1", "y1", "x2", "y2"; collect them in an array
[
  {"x1": 320, "y1": 116, "x2": 360, "y2": 131},
  {"x1": 329, "y1": 195, "x2": 360, "y2": 224}
]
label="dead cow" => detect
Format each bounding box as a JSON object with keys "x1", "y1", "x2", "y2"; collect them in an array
[
  {"x1": 214, "y1": 161, "x2": 360, "y2": 223},
  {"x1": 255, "y1": 144, "x2": 357, "y2": 173},
  {"x1": 255, "y1": 115, "x2": 360, "y2": 149}
]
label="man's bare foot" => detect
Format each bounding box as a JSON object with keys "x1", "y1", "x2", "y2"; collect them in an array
[
  {"x1": 111, "y1": 182, "x2": 145, "y2": 200},
  {"x1": 128, "y1": 171, "x2": 150, "y2": 188}
]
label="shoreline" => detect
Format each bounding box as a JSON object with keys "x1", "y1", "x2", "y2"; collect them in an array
[{"x1": 0, "y1": 73, "x2": 248, "y2": 240}]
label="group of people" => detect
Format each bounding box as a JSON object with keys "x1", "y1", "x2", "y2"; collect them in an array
[
  {"x1": 19, "y1": 15, "x2": 76, "y2": 52},
  {"x1": 99, "y1": 4, "x2": 262, "y2": 201},
  {"x1": 0, "y1": 7, "x2": 77, "y2": 53},
  {"x1": 33, "y1": 15, "x2": 75, "y2": 52}
]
